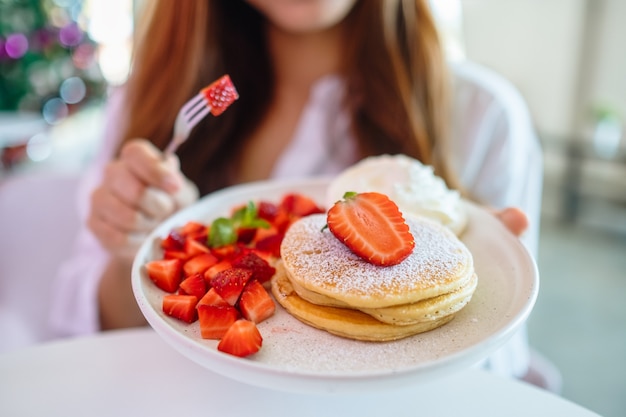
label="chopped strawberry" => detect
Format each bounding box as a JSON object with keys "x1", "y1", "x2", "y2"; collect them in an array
[
  {"x1": 160, "y1": 230, "x2": 185, "y2": 251},
  {"x1": 201, "y1": 74, "x2": 239, "y2": 116},
  {"x1": 326, "y1": 191, "x2": 415, "y2": 266},
  {"x1": 184, "y1": 238, "x2": 211, "y2": 257},
  {"x1": 255, "y1": 233, "x2": 284, "y2": 258},
  {"x1": 211, "y1": 243, "x2": 243, "y2": 260},
  {"x1": 236, "y1": 227, "x2": 257, "y2": 244},
  {"x1": 257, "y1": 201, "x2": 279, "y2": 222},
  {"x1": 183, "y1": 252, "x2": 219, "y2": 276},
  {"x1": 232, "y1": 251, "x2": 276, "y2": 284},
  {"x1": 239, "y1": 280, "x2": 276, "y2": 323},
  {"x1": 210, "y1": 267, "x2": 253, "y2": 306},
  {"x1": 162, "y1": 294, "x2": 198, "y2": 323},
  {"x1": 279, "y1": 193, "x2": 325, "y2": 217},
  {"x1": 163, "y1": 250, "x2": 189, "y2": 261},
  {"x1": 197, "y1": 287, "x2": 229, "y2": 308},
  {"x1": 180, "y1": 221, "x2": 207, "y2": 237},
  {"x1": 145, "y1": 258, "x2": 183, "y2": 293},
  {"x1": 179, "y1": 273, "x2": 208, "y2": 299},
  {"x1": 204, "y1": 259, "x2": 233, "y2": 282},
  {"x1": 217, "y1": 319, "x2": 262, "y2": 357},
  {"x1": 198, "y1": 304, "x2": 240, "y2": 339}
]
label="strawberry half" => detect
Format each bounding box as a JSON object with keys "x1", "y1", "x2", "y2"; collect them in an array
[
  {"x1": 145, "y1": 258, "x2": 183, "y2": 293},
  {"x1": 162, "y1": 294, "x2": 198, "y2": 323},
  {"x1": 239, "y1": 280, "x2": 275, "y2": 323},
  {"x1": 217, "y1": 319, "x2": 263, "y2": 357},
  {"x1": 201, "y1": 74, "x2": 239, "y2": 116},
  {"x1": 326, "y1": 191, "x2": 415, "y2": 266}
]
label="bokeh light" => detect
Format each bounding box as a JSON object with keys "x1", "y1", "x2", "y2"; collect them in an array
[
  {"x1": 5, "y1": 33, "x2": 29, "y2": 59},
  {"x1": 59, "y1": 76, "x2": 87, "y2": 104}
]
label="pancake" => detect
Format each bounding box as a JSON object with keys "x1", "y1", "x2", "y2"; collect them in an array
[
  {"x1": 280, "y1": 214, "x2": 475, "y2": 309},
  {"x1": 289, "y1": 271, "x2": 478, "y2": 325},
  {"x1": 271, "y1": 264, "x2": 456, "y2": 342}
]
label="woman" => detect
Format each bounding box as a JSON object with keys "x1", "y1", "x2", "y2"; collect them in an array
[{"x1": 52, "y1": 0, "x2": 540, "y2": 381}]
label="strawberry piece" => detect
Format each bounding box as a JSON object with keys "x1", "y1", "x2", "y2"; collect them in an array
[
  {"x1": 198, "y1": 304, "x2": 240, "y2": 339},
  {"x1": 183, "y1": 252, "x2": 219, "y2": 276},
  {"x1": 257, "y1": 201, "x2": 279, "y2": 222},
  {"x1": 236, "y1": 227, "x2": 257, "y2": 244},
  {"x1": 163, "y1": 250, "x2": 189, "y2": 261},
  {"x1": 254, "y1": 233, "x2": 284, "y2": 258},
  {"x1": 239, "y1": 280, "x2": 276, "y2": 323},
  {"x1": 179, "y1": 273, "x2": 208, "y2": 299},
  {"x1": 217, "y1": 319, "x2": 262, "y2": 357},
  {"x1": 201, "y1": 74, "x2": 239, "y2": 116},
  {"x1": 145, "y1": 258, "x2": 183, "y2": 293},
  {"x1": 232, "y1": 251, "x2": 276, "y2": 284},
  {"x1": 204, "y1": 259, "x2": 233, "y2": 282},
  {"x1": 210, "y1": 267, "x2": 253, "y2": 306},
  {"x1": 160, "y1": 230, "x2": 185, "y2": 251},
  {"x1": 184, "y1": 238, "x2": 211, "y2": 257},
  {"x1": 162, "y1": 294, "x2": 198, "y2": 323},
  {"x1": 197, "y1": 287, "x2": 229, "y2": 308},
  {"x1": 211, "y1": 243, "x2": 243, "y2": 261},
  {"x1": 279, "y1": 193, "x2": 325, "y2": 217},
  {"x1": 326, "y1": 192, "x2": 415, "y2": 266},
  {"x1": 180, "y1": 221, "x2": 207, "y2": 237}
]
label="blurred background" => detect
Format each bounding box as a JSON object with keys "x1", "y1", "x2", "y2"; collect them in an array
[{"x1": 0, "y1": 1, "x2": 624, "y2": 416}]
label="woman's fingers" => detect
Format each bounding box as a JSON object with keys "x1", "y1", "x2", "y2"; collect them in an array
[
  {"x1": 120, "y1": 139, "x2": 182, "y2": 193},
  {"x1": 494, "y1": 207, "x2": 529, "y2": 237}
]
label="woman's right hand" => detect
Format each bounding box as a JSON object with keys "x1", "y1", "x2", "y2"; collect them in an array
[{"x1": 88, "y1": 138, "x2": 199, "y2": 261}]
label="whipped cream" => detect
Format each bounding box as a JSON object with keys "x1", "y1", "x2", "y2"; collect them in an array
[{"x1": 326, "y1": 154, "x2": 467, "y2": 235}]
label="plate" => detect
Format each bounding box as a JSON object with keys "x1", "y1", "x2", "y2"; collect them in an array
[{"x1": 131, "y1": 177, "x2": 539, "y2": 394}]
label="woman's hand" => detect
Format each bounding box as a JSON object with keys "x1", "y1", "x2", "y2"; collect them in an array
[
  {"x1": 493, "y1": 207, "x2": 529, "y2": 237},
  {"x1": 88, "y1": 138, "x2": 199, "y2": 261}
]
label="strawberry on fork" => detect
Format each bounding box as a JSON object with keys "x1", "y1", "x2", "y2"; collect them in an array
[{"x1": 165, "y1": 74, "x2": 239, "y2": 154}]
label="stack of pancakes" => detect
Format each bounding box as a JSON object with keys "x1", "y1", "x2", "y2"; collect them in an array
[{"x1": 271, "y1": 214, "x2": 477, "y2": 342}]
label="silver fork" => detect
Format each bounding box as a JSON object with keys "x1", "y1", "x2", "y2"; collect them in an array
[{"x1": 164, "y1": 75, "x2": 238, "y2": 155}]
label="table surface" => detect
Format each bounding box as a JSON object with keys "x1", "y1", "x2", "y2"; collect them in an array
[{"x1": 0, "y1": 328, "x2": 601, "y2": 417}]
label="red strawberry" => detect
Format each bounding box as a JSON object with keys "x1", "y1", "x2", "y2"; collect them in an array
[
  {"x1": 257, "y1": 201, "x2": 279, "y2": 222},
  {"x1": 183, "y1": 252, "x2": 219, "y2": 276},
  {"x1": 326, "y1": 192, "x2": 414, "y2": 266},
  {"x1": 163, "y1": 250, "x2": 189, "y2": 261},
  {"x1": 210, "y1": 267, "x2": 253, "y2": 306},
  {"x1": 198, "y1": 304, "x2": 240, "y2": 339},
  {"x1": 160, "y1": 230, "x2": 185, "y2": 251},
  {"x1": 180, "y1": 221, "x2": 207, "y2": 237},
  {"x1": 239, "y1": 280, "x2": 276, "y2": 323},
  {"x1": 254, "y1": 233, "x2": 284, "y2": 258},
  {"x1": 184, "y1": 238, "x2": 211, "y2": 257},
  {"x1": 145, "y1": 258, "x2": 183, "y2": 293},
  {"x1": 162, "y1": 294, "x2": 198, "y2": 323},
  {"x1": 279, "y1": 193, "x2": 325, "y2": 217},
  {"x1": 201, "y1": 74, "x2": 239, "y2": 116},
  {"x1": 197, "y1": 287, "x2": 229, "y2": 308},
  {"x1": 217, "y1": 319, "x2": 262, "y2": 357},
  {"x1": 179, "y1": 273, "x2": 207, "y2": 299},
  {"x1": 232, "y1": 251, "x2": 276, "y2": 284},
  {"x1": 204, "y1": 259, "x2": 233, "y2": 282}
]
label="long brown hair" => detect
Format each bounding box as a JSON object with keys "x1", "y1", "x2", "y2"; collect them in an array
[{"x1": 120, "y1": 0, "x2": 457, "y2": 196}]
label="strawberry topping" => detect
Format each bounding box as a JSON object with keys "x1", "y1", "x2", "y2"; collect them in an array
[
  {"x1": 201, "y1": 74, "x2": 239, "y2": 116},
  {"x1": 326, "y1": 191, "x2": 415, "y2": 266}
]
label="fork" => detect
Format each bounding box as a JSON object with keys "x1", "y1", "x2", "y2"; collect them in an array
[{"x1": 164, "y1": 74, "x2": 239, "y2": 155}]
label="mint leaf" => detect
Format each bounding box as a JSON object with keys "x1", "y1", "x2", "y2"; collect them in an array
[{"x1": 208, "y1": 217, "x2": 237, "y2": 248}]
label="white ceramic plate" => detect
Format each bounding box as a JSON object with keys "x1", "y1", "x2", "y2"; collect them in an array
[{"x1": 131, "y1": 177, "x2": 539, "y2": 394}]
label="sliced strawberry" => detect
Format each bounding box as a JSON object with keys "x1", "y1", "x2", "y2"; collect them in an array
[
  {"x1": 201, "y1": 74, "x2": 239, "y2": 116},
  {"x1": 254, "y1": 233, "x2": 284, "y2": 258},
  {"x1": 197, "y1": 287, "x2": 229, "y2": 308},
  {"x1": 326, "y1": 191, "x2": 415, "y2": 266},
  {"x1": 184, "y1": 238, "x2": 211, "y2": 257},
  {"x1": 232, "y1": 251, "x2": 276, "y2": 284},
  {"x1": 145, "y1": 258, "x2": 183, "y2": 293},
  {"x1": 179, "y1": 273, "x2": 207, "y2": 299},
  {"x1": 279, "y1": 193, "x2": 325, "y2": 217},
  {"x1": 236, "y1": 227, "x2": 257, "y2": 244},
  {"x1": 180, "y1": 221, "x2": 207, "y2": 237},
  {"x1": 257, "y1": 201, "x2": 279, "y2": 222},
  {"x1": 183, "y1": 252, "x2": 219, "y2": 276},
  {"x1": 239, "y1": 280, "x2": 276, "y2": 323},
  {"x1": 162, "y1": 294, "x2": 198, "y2": 323},
  {"x1": 210, "y1": 267, "x2": 253, "y2": 306},
  {"x1": 198, "y1": 304, "x2": 240, "y2": 339},
  {"x1": 204, "y1": 259, "x2": 233, "y2": 282},
  {"x1": 160, "y1": 230, "x2": 185, "y2": 251},
  {"x1": 217, "y1": 319, "x2": 262, "y2": 357},
  {"x1": 163, "y1": 250, "x2": 190, "y2": 261},
  {"x1": 211, "y1": 243, "x2": 243, "y2": 260}
]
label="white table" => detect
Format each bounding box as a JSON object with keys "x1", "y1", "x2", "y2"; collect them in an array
[{"x1": 0, "y1": 328, "x2": 600, "y2": 417}]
